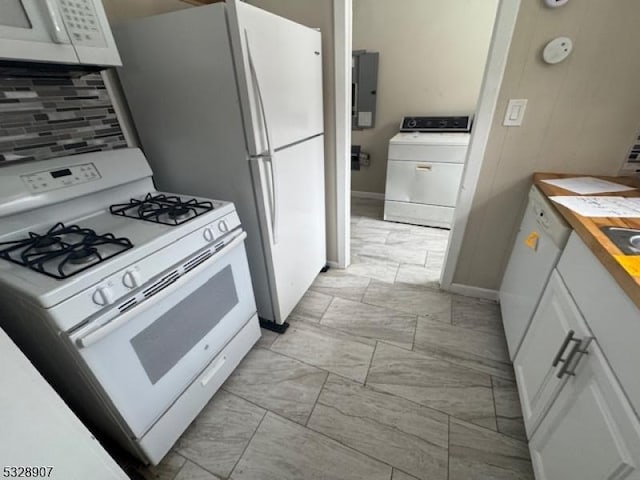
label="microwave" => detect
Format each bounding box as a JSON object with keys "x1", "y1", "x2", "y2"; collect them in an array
[{"x1": 0, "y1": 0, "x2": 120, "y2": 67}]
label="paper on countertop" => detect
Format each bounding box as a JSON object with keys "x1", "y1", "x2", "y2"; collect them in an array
[
  {"x1": 550, "y1": 196, "x2": 640, "y2": 217},
  {"x1": 541, "y1": 176, "x2": 636, "y2": 195}
]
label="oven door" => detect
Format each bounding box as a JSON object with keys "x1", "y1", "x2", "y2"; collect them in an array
[
  {"x1": 0, "y1": 0, "x2": 78, "y2": 64},
  {"x1": 68, "y1": 231, "x2": 257, "y2": 438}
]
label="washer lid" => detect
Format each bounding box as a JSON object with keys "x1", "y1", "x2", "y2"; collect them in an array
[{"x1": 389, "y1": 132, "x2": 471, "y2": 146}]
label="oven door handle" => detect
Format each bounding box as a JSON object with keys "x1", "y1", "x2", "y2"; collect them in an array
[{"x1": 71, "y1": 231, "x2": 247, "y2": 349}]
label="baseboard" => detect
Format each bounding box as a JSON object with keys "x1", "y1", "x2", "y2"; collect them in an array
[
  {"x1": 446, "y1": 283, "x2": 499, "y2": 302},
  {"x1": 325, "y1": 260, "x2": 341, "y2": 269},
  {"x1": 351, "y1": 190, "x2": 385, "y2": 200}
]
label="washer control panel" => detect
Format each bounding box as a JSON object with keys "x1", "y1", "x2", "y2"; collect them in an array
[
  {"x1": 400, "y1": 116, "x2": 472, "y2": 133},
  {"x1": 21, "y1": 163, "x2": 101, "y2": 193}
]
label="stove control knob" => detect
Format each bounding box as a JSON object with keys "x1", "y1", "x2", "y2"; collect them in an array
[
  {"x1": 218, "y1": 220, "x2": 229, "y2": 234},
  {"x1": 92, "y1": 286, "x2": 114, "y2": 306},
  {"x1": 203, "y1": 227, "x2": 215, "y2": 243},
  {"x1": 122, "y1": 270, "x2": 141, "y2": 289}
]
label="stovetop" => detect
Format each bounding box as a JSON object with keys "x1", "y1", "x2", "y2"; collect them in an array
[
  {"x1": 0, "y1": 222, "x2": 133, "y2": 280},
  {"x1": 110, "y1": 193, "x2": 216, "y2": 226},
  {"x1": 0, "y1": 150, "x2": 239, "y2": 315},
  {"x1": 0, "y1": 189, "x2": 236, "y2": 309},
  {"x1": 0, "y1": 193, "x2": 226, "y2": 281}
]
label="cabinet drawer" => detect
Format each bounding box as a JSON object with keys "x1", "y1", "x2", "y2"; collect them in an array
[
  {"x1": 384, "y1": 160, "x2": 463, "y2": 206},
  {"x1": 557, "y1": 232, "x2": 640, "y2": 418},
  {"x1": 513, "y1": 270, "x2": 591, "y2": 436}
]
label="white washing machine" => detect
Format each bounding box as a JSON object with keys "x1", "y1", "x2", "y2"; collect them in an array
[{"x1": 383, "y1": 116, "x2": 471, "y2": 228}]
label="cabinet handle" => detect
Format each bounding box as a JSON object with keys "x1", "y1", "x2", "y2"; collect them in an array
[
  {"x1": 557, "y1": 337, "x2": 593, "y2": 379},
  {"x1": 416, "y1": 164, "x2": 433, "y2": 171},
  {"x1": 552, "y1": 330, "x2": 576, "y2": 367}
]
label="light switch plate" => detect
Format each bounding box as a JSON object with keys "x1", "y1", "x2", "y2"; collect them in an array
[{"x1": 504, "y1": 99, "x2": 528, "y2": 126}]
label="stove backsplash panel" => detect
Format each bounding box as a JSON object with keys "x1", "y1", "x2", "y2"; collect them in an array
[{"x1": 0, "y1": 72, "x2": 126, "y2": 163}]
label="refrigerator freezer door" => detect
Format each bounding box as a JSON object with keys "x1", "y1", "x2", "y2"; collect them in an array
[
  {"x1": 228, "y1": 0, "x2": 324, "y2": 155},
  {"x1": 251, "y1": 135, "x2": 326, "y2": 322}
]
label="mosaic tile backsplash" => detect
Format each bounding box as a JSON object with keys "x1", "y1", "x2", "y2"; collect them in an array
[{"x1": 0, "y1": 72, "x2": 126, "y2": 163}]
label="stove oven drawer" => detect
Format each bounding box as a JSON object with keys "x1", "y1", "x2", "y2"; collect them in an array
[
  {"x1": 68, "y1": 232, "x2": 257, "y2": 438},
  {"x1": 384, "y1": 160, "x2": 463, "y2": 207}
]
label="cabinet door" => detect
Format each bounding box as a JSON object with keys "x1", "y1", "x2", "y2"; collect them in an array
[
  {"x1": 529, "y1": 340, "x2": 640, "y2": 480},
  {"x1": 513, "y1": 270, "x2": 591, "y2": 436}
]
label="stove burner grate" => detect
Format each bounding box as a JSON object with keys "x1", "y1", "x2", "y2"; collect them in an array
[
  {"x1": 0, "y1": 223, "x2": 133, "y2": 280},
  {"x1": 109, "y1": 193, "x2": 214, "y2": 226}
]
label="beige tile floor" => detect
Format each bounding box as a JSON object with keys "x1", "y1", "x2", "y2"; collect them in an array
[{"x1": 133, "y1": 197, "x2": 533, "y2": 480}]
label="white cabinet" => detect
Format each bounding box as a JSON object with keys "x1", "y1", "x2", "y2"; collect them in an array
[
  {"x1": 513, "y1": 271, "x2": 591, "y2": 435},
  {"x1": 557, "y1": 232, "x2": 640, "y2": 417},
  {"x1": 529, "y1": 339, "x2": 640, "y2": 480},
  {"x1": 0, "y1": 329, "x2": 127, "y2": 479},
  {"x1": 512, "y1": 231, "x2": 640, "y2": 480}
]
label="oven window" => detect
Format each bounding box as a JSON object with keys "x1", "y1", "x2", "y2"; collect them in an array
[
  {"x1": 130, "y1": 265, "x2": 239, "y2": 385},
  {"x1": 0, "y1": 1, "x2": 32, "y2": 29}
]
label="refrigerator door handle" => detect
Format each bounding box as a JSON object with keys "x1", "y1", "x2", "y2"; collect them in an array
[
  {"x1": 253, "y1": 156, "x2": 278, "y2": 245},
  {"x1": 246, "y1": 31, "x2": 278, "y2": 243},
  {"x1": 246, "y1": 30, "x2": 274, "y2": 158},
  {"x1": 265, "y1": 156, "x2": 279, "y2": 244}
]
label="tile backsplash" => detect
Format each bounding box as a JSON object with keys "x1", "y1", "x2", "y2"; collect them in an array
[{"x1": 0, "y1": 72, "x2": 126, "y2": 164}]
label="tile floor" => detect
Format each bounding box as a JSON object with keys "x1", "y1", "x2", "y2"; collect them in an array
[{"x1": 134, "y1": 197, "x2": 533, "y2": 480}]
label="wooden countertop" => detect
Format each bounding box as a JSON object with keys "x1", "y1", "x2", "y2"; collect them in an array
[{"x1": 534, "y1": 173, "x2": 640, "y2": 310}]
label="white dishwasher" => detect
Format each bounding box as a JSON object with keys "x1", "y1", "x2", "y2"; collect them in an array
[
  {"x1": 384, "y1": 116, "x2": 471, "y2": 228},
  {"x1": 499, "y1": 185, "x2": 571, "y2": 360}
]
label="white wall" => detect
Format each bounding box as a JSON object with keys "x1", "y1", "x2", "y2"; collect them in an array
[
  {"x1": 350, "y1": 0, "x2": 498, "y2": 194},
  {"x1": 453, "y1": 0, "x2": 640, "y2": 290}
]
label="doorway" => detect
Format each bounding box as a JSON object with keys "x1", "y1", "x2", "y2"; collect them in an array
[{"x1": 335, "y1": 0, "x2": 521, "y2": 297}]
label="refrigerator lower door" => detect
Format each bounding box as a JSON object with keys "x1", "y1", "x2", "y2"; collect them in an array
[
  {"x1": 251, "y1": 135, "x2": 326, "y2": 323},
  {"x1": 228, "y1": 0, "x2": 324, "y2": 154}
]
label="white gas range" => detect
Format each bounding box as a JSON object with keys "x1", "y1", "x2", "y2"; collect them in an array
[{"x1": 0, "y1": 148, "x2": 260, "y2": 465}]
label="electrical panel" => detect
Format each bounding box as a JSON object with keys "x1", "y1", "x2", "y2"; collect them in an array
[{"x1": 352, "y1": 50, "x2": 379, "y2": 130}]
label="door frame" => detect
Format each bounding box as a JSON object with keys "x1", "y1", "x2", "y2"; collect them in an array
[
  {"x1": 333, "y1": 0, "x2": 352, "y2": 269},
  {"x1": 440, "y1": 0, "x2": 520, "y2": 296},
  {"x1": 334, "y1": 0, "x2": 521, "y2": 296}
]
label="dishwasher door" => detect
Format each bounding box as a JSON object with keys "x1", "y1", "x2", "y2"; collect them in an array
[{"x1": 500, "y1": 187, "x2": 569, "y2": 360}]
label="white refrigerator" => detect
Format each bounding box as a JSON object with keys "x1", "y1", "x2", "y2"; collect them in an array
[{"x1": 114, "y1": 0, "x2": 326, "y2": 330}]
